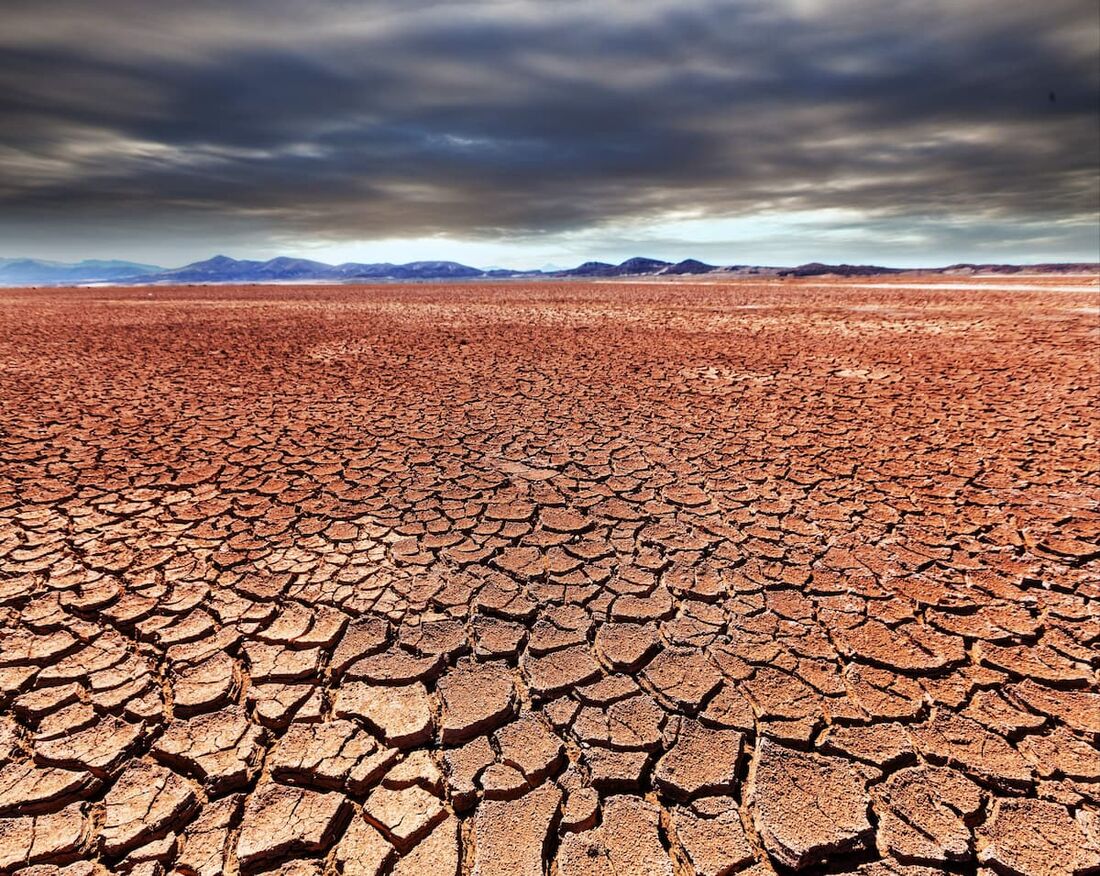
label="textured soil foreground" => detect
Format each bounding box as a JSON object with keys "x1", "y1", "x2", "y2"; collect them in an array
[{"x1": 0, "y1": 279, "x2": 1098, "y2": 876}]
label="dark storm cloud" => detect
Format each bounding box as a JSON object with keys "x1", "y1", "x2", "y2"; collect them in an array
[{"x1": 0, "y1": 0, "x2": 1097, "y2": 256}]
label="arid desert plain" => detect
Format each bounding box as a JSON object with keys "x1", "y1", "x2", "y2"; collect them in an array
[{"x1": 1, "y1": 276, "x2": 1098, "y2": 876}]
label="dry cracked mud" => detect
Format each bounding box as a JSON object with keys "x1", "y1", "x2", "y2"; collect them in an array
[{"x1": 0, "y1": 277, "x2": 1097, "y2": 875}]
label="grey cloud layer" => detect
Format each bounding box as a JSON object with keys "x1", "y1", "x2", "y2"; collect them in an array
[{"x1": 1, "y1": 0, "x2": 1097, "y2": 253}]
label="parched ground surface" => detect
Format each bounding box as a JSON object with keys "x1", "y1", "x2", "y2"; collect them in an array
[{"x1": 0, "y1": 278, "x2": 1098, "y2": 876}]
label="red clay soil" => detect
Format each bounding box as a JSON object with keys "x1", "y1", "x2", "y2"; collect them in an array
[{"x1": 0, "y1": 279, "x2": 1097, "y2": 875}]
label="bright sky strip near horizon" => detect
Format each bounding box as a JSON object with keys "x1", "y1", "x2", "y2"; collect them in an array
[{"x1": 0, "y1": 0, "x2": 1097, "y2": 268}]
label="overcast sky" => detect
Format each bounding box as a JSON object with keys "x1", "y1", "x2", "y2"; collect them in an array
[{"x1": 1, "y1": 0, "x2": 1097, "y2": 268}]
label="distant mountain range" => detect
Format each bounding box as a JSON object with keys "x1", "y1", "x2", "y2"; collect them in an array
[
  {"x1": 1, "y1": 254, "x2": 1096, "y2": 286},
  {"x1": 0, "y1": 258, "x2": 164, "y2": 285}
]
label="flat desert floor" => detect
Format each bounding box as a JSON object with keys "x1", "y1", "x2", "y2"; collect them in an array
[{"x1": 1, "y1": 278, "x2": 1098, "y2": 876}]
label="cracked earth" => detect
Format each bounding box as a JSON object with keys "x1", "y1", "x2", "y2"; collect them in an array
[{"x1": 0, "y1": 278, "x2": 1097, "y2": 876}]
